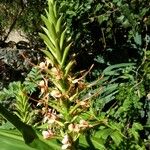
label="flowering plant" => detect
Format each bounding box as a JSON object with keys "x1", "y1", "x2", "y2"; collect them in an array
[
  {"x1": 38, "y1": 0, "x2": 105, "y2": 149},
  {"x1": 0, "y1": 0, "x2": 127, "y2": 149}
]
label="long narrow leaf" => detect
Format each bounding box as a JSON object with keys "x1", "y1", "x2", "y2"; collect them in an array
[
  {"x1": 0, "y1": 104, "x2": 53, "y2": 150},
  {"x1": 103, "y1": 63, "x2": 135, "y2": 75}
]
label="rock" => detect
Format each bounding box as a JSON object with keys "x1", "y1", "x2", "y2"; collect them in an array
[
  {"x1": 7, "y1": 41, "x2": 16, "y2": 48},
  {"x1": 0, "y1": 40, "x2": 8, "y2": 48},
  {"x1": 16, "y1": 41, "x2": 30, "y2": 49},
  {"x1": 0, "y1": 40, "x2": 16, "y2": 48}
]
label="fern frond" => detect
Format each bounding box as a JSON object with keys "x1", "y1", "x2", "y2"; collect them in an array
[
  {"x1": 24, "y1": 67, "x2": 42, "y2": 93},
  {"x1": 0, "y1": 81, "x2": 21, "y2": 101}
]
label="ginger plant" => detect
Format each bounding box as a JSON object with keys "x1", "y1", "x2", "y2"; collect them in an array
[
  {"x1": 38, "y1": 0, "x2": 101, "y2": 149},
  {"x1": 0, "y1": 0, "x2": 136, "y2": 149}
]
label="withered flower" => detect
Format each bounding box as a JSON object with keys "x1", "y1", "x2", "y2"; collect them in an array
[
  {"x1": 43, "y1": 108, "x2": 58, "y2": 124},
  {"x1": 61, "y1": 143, "x2": 71, "y2": 150},
  {"x1": 38, "y1": 80, "x2": 45, "y2": 87},
  {"x1": 38, "y1": 80, "x2": 48, "y2": 94},
  {"x1": 68, "y1": 123, "x2": 80, "y2": 133},
  {"x1": 61, "y1": 134, "x2": 71, "y2": 149},
  {"x1": 47, "y1": 114, "x2": 57, "y2": 124},
  {"x1": 79, "y1": 120, "x2": 91, "y2": 129},
  {"x1": 50, "y1": 89, "x2": 62, "y2": 98},
  {"x1": 80, "y1": 101, "x2": 90, "y2": 108},
  {"x1": 39, "y1": 62, "x2": 47, "y2": 70},
  {"x1": 62, "y1": 134, "x2": 70, "y2": 145},
  {"x1": 42, "y1": 130, "x2": 54, "y2": 139},
  {"x1": 51, "y1": 67, "x2": 62, "y2": 80}
]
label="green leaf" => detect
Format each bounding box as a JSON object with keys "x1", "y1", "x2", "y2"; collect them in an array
[
  {"x1": 61, "y1": 42, "x2": 72, "y2": 67},
  {"x1": 79, "y1": 135, "x2": 89, "y2": 148},
  {"x1": 60, "y1": 28, "x2": 67, "y2": 51},
  {"x1": 103, "y1": 63, "x2": 135, "y2": 75},
  {"x1": 39, "y1": 33, "x2": 57, "y2": 59},
  {"x1": 97, "y1": 15, "x2": 109, "y2": 24},
  {"x1": 0, "y1": 129, "x2": 61, "y2": 150},
  {"x1": 0, "y1": 129, "x2": 36, "y2": 150},
  {"x1": 132, "y1": 122, "x2": 143, "y2": 131},
  {"x1": 29, "y1": 137, "x2": 61, "y2": 150},
  {"x1": 41, "y1": 26, "x2": 56, "y2": 46},
  {"x1": 64, "y1": 60, "x2": 75, "y2": 77},
  {"x1": 24, "y1": 67, "x2": 42, "y2": 93},
  {"x1": 0, "y1": 104, "x2": 53, "y2": 150},
  {"x1": 91, "y1": 137, "x2": 106, "y2": 150},
  {"x1": 110, "y1": 131, "x2": 123, "y2": 146},
  {"x1": 94, "y1": 128, "x2": 113, "y2": 140},
  {"x1": 134, "y1": 32, "x2": 142, "y2": 46},
  {"x1": 0, "y1": 104, "x2": 37, "y2": 143},
  {"x1": 47, "y1": 2, "x2": 57, "y2": 24},
  {"x1": 79, "y1": 134, "x2": 106, "y2": 150},
  {"x1": 41, "y1": 50, "x2": 55, "y2": 65},
  {"x1": 130, "y1": 123, "x2": 143, "y2": 141}
]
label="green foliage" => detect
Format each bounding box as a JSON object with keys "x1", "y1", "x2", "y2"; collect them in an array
[
  {"x1": 90, "y1": 58, "x2": 150, "y2": 149},
  {"x1": 0, "y1": 81, "x2": 33, "y2": 124},
  {"x1": 0, "y1": 0, "x2": 150, "y2": 150},
  {"x1": 0, "y1": 0, "x2": 149, "y2": 65},
  {"x1": 0, "y1": 104, "x2": 61, "y2": 150},
  {"x1": 0, "y1": 0, "x2": 46, "y2": 41},
  {"x1": 24, "y1": 67, "x2": 42, "y2": 93},
  {"x1": 0, "y1": 129, "x2": 36, "y2": 150},
  {"x1": 0, "y1": 82, "x2": 20, "y2": 100},
  {"x1": 56, "y1": 0, "x2": 150, "y2": 69}
]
